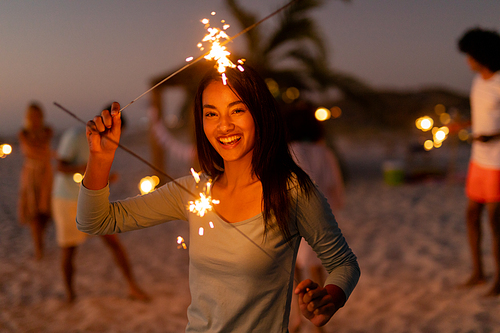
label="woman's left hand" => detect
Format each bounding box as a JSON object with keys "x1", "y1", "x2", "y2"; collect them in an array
[{"x1": 294, "y1": 279, "x2": 341, "y2": 327}]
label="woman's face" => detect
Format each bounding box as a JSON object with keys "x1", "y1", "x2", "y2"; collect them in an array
[{"x1": 202, "y1": 81, "x2": 256, "y2": 165}]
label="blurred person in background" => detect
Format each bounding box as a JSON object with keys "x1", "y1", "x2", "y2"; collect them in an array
[
  {"x1": 458, "y1": 27, "x2": 500, "y2": 296},
  {"x1": 52, "y1": 107, "x2": 148, "y2": 302},
  {"x1": 284, "y1": 102, "x2": 345, "y2": 332},
  {"x1": 18, "y1": 102, "x2": 53, "y2": 260}
]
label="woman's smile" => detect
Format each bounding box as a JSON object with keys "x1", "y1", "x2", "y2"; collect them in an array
[{"x1": 218, "y1": 135, "x2": 241, "y2": 146}]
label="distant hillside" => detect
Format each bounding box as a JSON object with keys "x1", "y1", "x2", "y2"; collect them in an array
[{"x1": 328, "y1": 87, "x2": 470, "y2": 133}]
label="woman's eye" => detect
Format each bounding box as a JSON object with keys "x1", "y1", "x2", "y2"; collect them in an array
[
  {"x1": 233, "y1": 109, "x2": 245, "y2": 114},
  {"x1": 204, "y1": 111, "x2": 216, "y2": 117}
]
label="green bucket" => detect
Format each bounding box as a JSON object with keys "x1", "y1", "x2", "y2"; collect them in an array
[{"x1": 382, "y1": 160, "x2": 405, "y2": 186}]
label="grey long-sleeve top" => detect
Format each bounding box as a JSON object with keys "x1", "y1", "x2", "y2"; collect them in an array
[{"x1": 77, "y1": 174, "x2": 360, "y2": 333}]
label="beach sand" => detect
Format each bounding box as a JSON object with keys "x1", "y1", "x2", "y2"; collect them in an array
[{"x1": 1, "y1": 129, "x2": 499, "y2": 332}]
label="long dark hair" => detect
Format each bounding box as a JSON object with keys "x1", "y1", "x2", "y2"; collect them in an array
[{"x1": 194, "y1": 65, "x2": 314, "y2": 241}]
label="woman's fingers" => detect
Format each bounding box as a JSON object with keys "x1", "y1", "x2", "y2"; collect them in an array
[{"x1": 101, "y1": 109, "x2": 113, "y2": 129}]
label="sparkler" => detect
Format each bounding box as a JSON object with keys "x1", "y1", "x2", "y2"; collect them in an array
[
  {"x1": 53, "y1": 102, "x2": 196, "y2": 200},
  {"x1": 188, "y1": 168, "x2": 220, "y2": 217},
  {"x1": 118, "y1": 0, "x2": 300, "y2": 112}
]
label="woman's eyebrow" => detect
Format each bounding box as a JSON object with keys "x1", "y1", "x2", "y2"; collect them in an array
[
  {"x1": 228, "y1": 101, "x2": 245, "y2": 107},
  {"x1": 202, "y1": 101, "x2": 245, "y2": 109}
]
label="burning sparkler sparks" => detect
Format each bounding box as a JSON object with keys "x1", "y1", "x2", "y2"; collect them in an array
[
  {"x1": 114, "y1": 0, "x2": 298, "y2": 111},
  {"x1": 187, "y1": 168, "x2": 219, "y2": 218},
  {"x1": 196, "y1": 13, "x2": 245, "y2": 85}
]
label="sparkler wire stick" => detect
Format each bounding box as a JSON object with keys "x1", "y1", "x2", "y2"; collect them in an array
[
  {"x1": 118, "y1": 0, "x2": 300, "y2": 113},
  {"x1": 53, "y1": 102, "x2": 195, "y2": 197}
]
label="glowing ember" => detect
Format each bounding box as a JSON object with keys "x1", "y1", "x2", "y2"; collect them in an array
[
  {"x1": 191, "y1": 168, "x2": 201, "y2": 183},
  {"x1": 186, "y1": 56, "x2": 194, "y2": 62},
  {"x1": 209, "y1": 221, "x2": 214, "y2": 228},
  {"x1": 177, "y1": 236, "x2": 187, "y2": 250},
  {"x1": 199, "y1": 227, "x2": 204, "y2": 236}
]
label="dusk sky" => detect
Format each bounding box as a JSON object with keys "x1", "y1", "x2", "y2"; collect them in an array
[{"x1": 1, "y1": 0, "x2": 499, "y2": 137}]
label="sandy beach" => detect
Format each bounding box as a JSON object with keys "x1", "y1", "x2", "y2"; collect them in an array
[{"x1": 1, "y1": 128, "x2": 500, "y2": 333}]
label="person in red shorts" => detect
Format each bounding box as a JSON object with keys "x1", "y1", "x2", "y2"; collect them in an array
[{"x1": 458, "y1": 27, "x2": 500, "y2": 296}]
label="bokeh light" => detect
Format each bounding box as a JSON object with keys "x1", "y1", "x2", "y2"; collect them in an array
[
  {"x1": 458, "y1": 129, "x2": 469, "y2": 141},
  {"x1": 434, "y1": 104, "x2": 446, "y2": 115},
  {"x1": 432, "y1": 126, "x2": 449, "y2": 146},
  {"x1": 416, "y1": 116, "x2": 433, "y2": 131},
  {"x1": 285, "y1": 87, "x2": 299, "y2": 100},
  {"x1": 281, "y1": 87, "x2": 300, "y2": 104},
  {"x1": 1, "y1": 144, "x2": 12, "y2": 155},
  {"x1": 0, "y1": 144, "x2": 12, "y2": 158},
  {"x1": 330, "y1": 106, "x2": 342, "y2": 119},
  {"x1": 265, "y1": 78, "x2": 279, "y2": 98},
  {"x1": 421, "y1": 118, "x2": 433, "y2": 131},
  {"x1": 139, "y1": 175, "x2": 160, "y2": 195},
  {"x1": 439, "y1": 112, "x2": 450, "y2": 125},
  {"x1": 315, "y1": 107, "x2": 331, "y2": 121},
  {"x1": 423, "y1": 140, "x2": 434, "y2": 151},
  {"x1": 73, "y1": 173, "x2": 83, "y2": 183}
]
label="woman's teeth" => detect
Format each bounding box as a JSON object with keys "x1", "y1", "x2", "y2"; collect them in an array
[{"x1": 219, "y1": 136, "x2": 241, "y2": 145}]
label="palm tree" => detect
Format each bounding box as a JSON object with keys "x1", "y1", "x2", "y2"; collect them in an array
[{"x1": 225, "y1": 0, "x2": 376, "y2": 108}]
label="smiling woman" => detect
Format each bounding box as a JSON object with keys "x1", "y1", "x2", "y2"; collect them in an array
[
  {"x1": 76, "y1": 65, "x2": 359, "y2": 332},
  {"x1": 202, "y1": 81, "x2": 256, "y2": 166}
]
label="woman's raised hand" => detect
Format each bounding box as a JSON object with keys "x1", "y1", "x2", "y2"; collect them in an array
[
  {"x1": 86, "y1": 102, "x2": 122, "y2": 156},
  {"x1": 82, "y1": 102, "x2": 121, "y2": 190}
]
